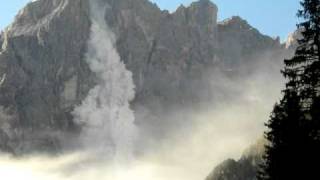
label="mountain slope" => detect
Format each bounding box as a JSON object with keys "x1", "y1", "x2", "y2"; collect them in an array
[
  {"x1": 206, "y1": 139, "x2": 266, "y2": 180},
  {"x1": 0, "y1": 0, "x2": 287, "y2": 154}
]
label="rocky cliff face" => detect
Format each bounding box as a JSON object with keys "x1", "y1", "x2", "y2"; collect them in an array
[
  {"x1": 0, "y1": 0, "x2": 93, "y2": 154},
  {"x1": 0, "y1": 0, "x2": 287, "y2": 154}
]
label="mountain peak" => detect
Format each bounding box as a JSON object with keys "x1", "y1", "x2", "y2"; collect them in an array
[
  {"x1": 172, "y1": 0, "x2": 218, "y2": 34},
  {"x1": 218, "y1": 16, "x2": 252, "y2": 30},
  {"x1": 194, "y1": 0, "x2": 217, "y2": 7},
  {"x1": 6, "y1": 0, "x2": 87, "y2": 37},
  {"x1": 189, "y1": 0, "x2": 218, "y2": 15}
]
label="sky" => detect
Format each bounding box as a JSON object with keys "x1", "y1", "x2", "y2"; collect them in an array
[{"x1": 0, "y1": 0, "x2": 301, "y2": 41}]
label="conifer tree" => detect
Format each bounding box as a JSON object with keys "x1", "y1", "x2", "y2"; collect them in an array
[{"x1": 258, "y1": 0, "x2": 320, "y2": 179}]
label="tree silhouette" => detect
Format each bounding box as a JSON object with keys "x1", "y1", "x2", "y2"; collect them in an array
[{"x1": 258, "y1": 0, "x2": 320, "y2": 179}]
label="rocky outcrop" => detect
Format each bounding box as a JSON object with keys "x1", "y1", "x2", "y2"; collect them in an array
[
  {"x1": 217, "y1": 16, "x2": 282, "y2": 70},
  {"x1": 0, "y1": 0, "x2": 92, "y2": 154},
  {"x1": 206, "y1": 139, "x2": 266, "y2": 180},
  {"x1": 286, "y1": 29, "x2": 302, "y2": 49},
  {"x1": 0, "y1": 0, "x2": 287, "y2": 154}
]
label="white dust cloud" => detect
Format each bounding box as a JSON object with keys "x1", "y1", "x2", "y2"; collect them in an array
[
  {"x1": 0, "y1": 0, "x2": 289, "y2": 180},
  {"x1": 72, "y1": 0, "x2": 137, "y2": 162}
]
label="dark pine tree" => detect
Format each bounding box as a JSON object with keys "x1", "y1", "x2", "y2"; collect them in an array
[{"x1": 258, "y1": 0, "x2": 320, "y2": 179}]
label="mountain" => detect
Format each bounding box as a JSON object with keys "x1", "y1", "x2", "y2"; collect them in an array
[
  {"x1": 0, "y1": 0, "x2": 287, "y2": 154},
  {"x1": 206, "y1": 139, "x2": 266, "y2": 180}
]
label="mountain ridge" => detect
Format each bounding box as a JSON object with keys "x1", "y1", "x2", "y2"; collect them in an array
[{"x1": 0, "y1": 0, "x2": 287, "y2": 156}]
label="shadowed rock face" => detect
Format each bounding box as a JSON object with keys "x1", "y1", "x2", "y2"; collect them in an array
[
  {"x1": 206, "y1": 139, "x2": 266, "y2": 180},
  {"x1": 206, "y1": 158, "x2": 259, "y2": 180},
  {"x1": 0, "y1": 0, "x2": 286, "y2": 154}
]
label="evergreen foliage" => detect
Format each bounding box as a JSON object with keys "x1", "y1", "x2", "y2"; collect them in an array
[{"x1": 258, "y1": 0, "x2": 320, "y2": 179}]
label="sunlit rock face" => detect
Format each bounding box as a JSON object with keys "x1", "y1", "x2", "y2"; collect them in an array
[
  {"x1": 285, "y1": 29, "x2": 302, "y2": 49},
  {"x1": 0, "y1": 0, "x2": 287, "y2": 154}
]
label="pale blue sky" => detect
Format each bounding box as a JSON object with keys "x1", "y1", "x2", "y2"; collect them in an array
[{"x1": 0, "y1": 0, "x2": 300, "y2": 41}]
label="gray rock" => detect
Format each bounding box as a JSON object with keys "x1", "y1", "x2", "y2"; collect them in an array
[
  {"x1": 0, "y1": 0, "x2": 92, "y2": 153},
  {"x1": 0, "y1": 0, "x2": 287, "y2": 154}
]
